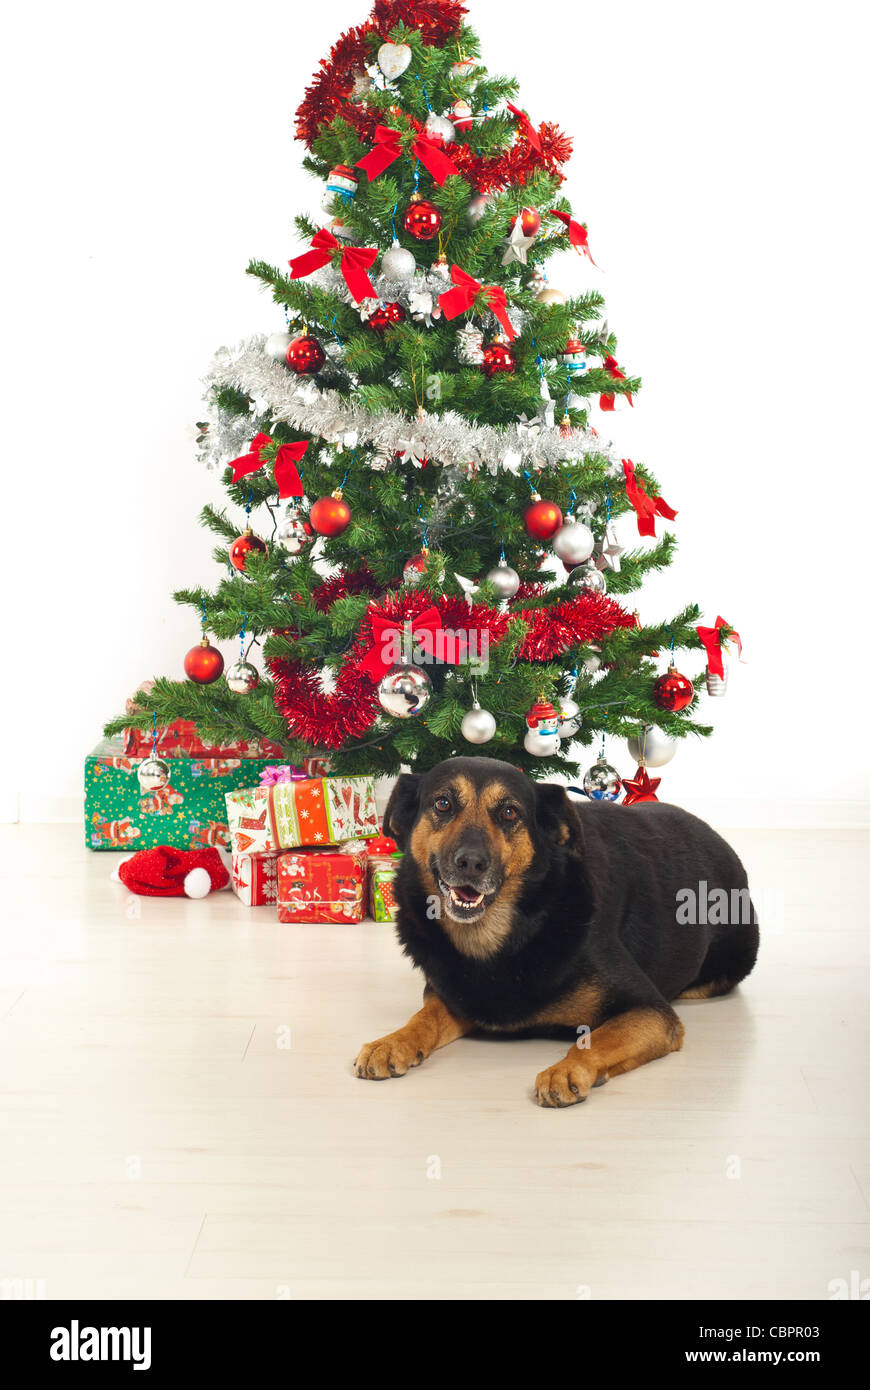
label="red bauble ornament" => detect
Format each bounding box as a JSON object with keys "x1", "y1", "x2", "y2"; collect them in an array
[
  {"x1": 184, "y1": 637, "x2": 224, "y2": 685},
  {"x1": 510, "y1": 206, "x2": 541, "y2": 237},
  {"x1": 367, "y1": 301, "x2": 406, "y2": 333},
  {"x1": 402, "y1": 195, "x2": 442, "y2": 242},
  {"x1": 229, "y1": 529, "x2": 268, "y2": 572},
  {"x1": 285, "y1": 334, "x2": 325, "y2": 374},
  {"x1": 653, "y1": 663, "x2": 695, "y2": 712},
  {"x1": 403, "y1": 550, "x2": 430, "y2": 585},
  {"x1": 621, "y1": 765, "x2": 662, "y2": 805},
  {"x1": 481, "y1": 338, "x2": 517, "y2": 377},
  {"x1": 523, "y1": 495, "x2": 563, "y2": 542},
  {"x1": 310, "y1": 490, "x2": 351, "y2": 537}
]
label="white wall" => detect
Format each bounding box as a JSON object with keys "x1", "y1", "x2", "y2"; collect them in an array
[{"x1": 4, "y1": 0, "x2": 868, "y2": 827}]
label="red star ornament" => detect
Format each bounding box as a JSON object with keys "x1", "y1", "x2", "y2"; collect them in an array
[{"x1": 621, "y1": 766, "x2": 661, "y2": 805}]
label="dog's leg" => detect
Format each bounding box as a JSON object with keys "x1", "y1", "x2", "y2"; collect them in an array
[
  {"x1": 534, "y1": 1004, "x2": 684, "y2": 1108},
  {"x1": 354, "y1": 990, "x2": 470, "y2": 1080}
]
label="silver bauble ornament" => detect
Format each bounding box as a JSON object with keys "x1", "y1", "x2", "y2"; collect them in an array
[
  {"x1": 461, "y1": 700, "x2": 496, "y2": 745},
  {"x1": 528, "y1": 265, "x2": 548, "y2": 292},
  {"x1": 370, "y1": 450, "x2": 392, "y2": 472},
  {"x1": 485, "y1": 559, "x2": 520, "y2": 600},
  {"x1": 536, "y1": 286, "x2": 567, "y2": 306},
  {"x1": 380, "y1": 238, "x2": 416, "y2": 279},
  {"x1": 277, "y1": 507, "x2": 311, "y2": 555},
  {"x1": 524, "y1": 727, "x2": 558, "y2": 757},
  {"x1": 377, "y1": 664, "x2": 433, "y2": 718},
  {"x1": 553, "y1": 519, "x2": 595, "y2": 565},
  {"x1": 265, "y1": 331, "x2": 292, "y2": 361},
  {"x1": 467, "y1": 193, "x2": 492, "y2": 225},
  {"x1": 626, "y1": 724, "x2": 677, "y2": 768},
  {"x1": 377, "y1": 42, "x2": 412, "y2": 78},
  {"x1": 567, "y1": 563, "x2": 607, "y2": 594},
  {"x1": 705, "y1": 666, "x2": 729, "y2": 696},
  {"x1": 425, "y1": 112, "x2": 456, "y2": 144},
  {"x1": 225, "y1": 660, "x2": 260, "y2": 695},
  {"x1": 138, "y1": 756, "x2": 170, "y2": 792},
  {"x1": 582, "y1": 757, "x2": 621, "y2": 802},
  {"x1": 559, "y1": 697, "x2": 582, "y2": 738}
]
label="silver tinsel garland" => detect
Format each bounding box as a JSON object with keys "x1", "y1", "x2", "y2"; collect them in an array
[{"x1": 200, "y1": 335, "x2": 624, "y2": 478}]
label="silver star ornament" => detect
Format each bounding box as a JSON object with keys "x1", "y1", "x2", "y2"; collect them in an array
[{"x1": 501, "y1": 219, "x2": 537, "y2": 266}]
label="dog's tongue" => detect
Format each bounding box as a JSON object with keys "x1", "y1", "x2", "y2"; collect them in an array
[{"x1": 453, "y1": 884, "x2": 480, "y2": 903}]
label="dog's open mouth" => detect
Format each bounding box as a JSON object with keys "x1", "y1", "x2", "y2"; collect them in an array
[{"x1": 437, "y1": 877, "x2": 496, "y2": 922}]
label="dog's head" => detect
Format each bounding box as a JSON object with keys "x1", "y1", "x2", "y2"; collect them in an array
[{"x1": 384, "y1": 757, "x2": 583, "y2": 955}]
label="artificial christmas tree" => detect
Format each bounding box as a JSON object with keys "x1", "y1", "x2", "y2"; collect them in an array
[{"x1": 106, "y1": 0, "x2": 739, "y2": 789}]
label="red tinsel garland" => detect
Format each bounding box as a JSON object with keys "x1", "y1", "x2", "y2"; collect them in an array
[
  {"x1": 293, "y1": 0, "x2": 572, "y2": 189},
  {"x1": 515, "y1": 579, "x2": 549, "y2": 600},
  {"x1": 295, "y1": 1, "x2": 466, "y2": 146},
  {"x1": 311, "y1": 566, "x2": 384, "y2": 611},
  {"x1": 516, "y1": 591, "x2": 635, "y2": 661},
  {"x1": 270, "y1": 658, "x2": 382, "y2": 748},
  {"x1": 270, "y1": 583, "x2": 634, "y2": 747},
  {"x1": 372, "y1": 0, "x2": 467, "y2": 40},
  {"x1": 448, "y1": 121, "x2": 573, "y2": 192}
]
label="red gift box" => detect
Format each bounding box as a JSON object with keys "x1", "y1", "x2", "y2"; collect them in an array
[
  {"x1": 277, "y1": 848, "x2": 366, "y2": 923},
  {"x1": 231, "y1": 850, "x2": 281, "y2": 906},
  {"x1": 124, "y1": 681, "x2": 285, "y2": 759}
]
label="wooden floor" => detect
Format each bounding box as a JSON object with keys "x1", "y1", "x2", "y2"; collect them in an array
[{"x1": 1, "y1": 824, "x2": 868, "y2": 1301}]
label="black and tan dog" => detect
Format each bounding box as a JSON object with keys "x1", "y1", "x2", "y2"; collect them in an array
[{"x1": 354, "y1": 757, "x2": 758, "y2": 1107}]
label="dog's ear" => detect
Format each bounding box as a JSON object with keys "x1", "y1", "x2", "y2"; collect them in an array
[
  {"x1": 382, "y1": 773, "x2": 421, "y2": 851},
  {"x1": 534, "y1": 781, "x2": 583, "y2": 851}
]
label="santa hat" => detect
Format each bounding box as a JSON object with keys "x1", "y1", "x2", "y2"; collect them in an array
[{"x1": 111, "y1": 845, "x2": 229, "y2": 898}]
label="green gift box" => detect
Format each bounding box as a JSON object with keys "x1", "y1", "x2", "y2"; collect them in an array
[
  {"x1": 369, "y1": 853, "x2": 402, "y2": 922},
  {"x1": 84, "y1": 738, "x2": 280, "y2": 852}
]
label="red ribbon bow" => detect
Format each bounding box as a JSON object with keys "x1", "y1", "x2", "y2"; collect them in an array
[
  {"x1": 228, "y1": 433, "x2": 308, "y2": 499},
  {"x1": 600, "y1": 356, "x2": 633, "y2": 412},
  {"x1": 549, "y1": 209, "x2": 597, "y2": 265},
  {"x1": 696, "y1": 617, "x2": 742, "y2": 678},
  {"x1": 355, "y1": 124, "x2": 458, "y2": 187},
  {"x1": 289, "y1": 227, "x2": 378, "y2": 303},
  {"x1": 506, "y1": 102, "x2": 542, "y2": 153},
  {"x1": 359, "y1": 605, "x2": 468, "y2": 681},
  {"x1": 622, "y1": 459, "x2": 677, "y2": 538},
  {"x1": 438, "y1": 265, "x2": 516, "y2": 340}
]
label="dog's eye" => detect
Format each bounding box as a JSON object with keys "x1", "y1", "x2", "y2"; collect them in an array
[
  {"x1": 433, "y1": 795, "x2": 452, "y2": 814},
  {"x1": 502, "y1": 804, "x2": 520, "y2": 823}
]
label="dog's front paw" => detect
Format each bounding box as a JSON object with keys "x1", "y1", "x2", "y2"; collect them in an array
[
  {"x1": 534, "y1": 1056, "x2": 599, "y2": 1108},
  {"x1": 354, "y1": 1032, "x2": 426, "y2": 1080}
]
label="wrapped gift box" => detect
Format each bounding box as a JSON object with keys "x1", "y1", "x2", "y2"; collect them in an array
[
  {"x1": 123, "y1": 681, "x2": 285, "y2": 760},
  {"x1": 369, "y1": 853, "x2": 402, "y2": 922},
  {"x1": 225, "y1": 776, "x2": 379, "y2": 856},
  {"x1": 277, "y1": 847, "x2": 367, "y2": 923},
  {"x1": 85, "y1": 738, "x2": 281, "y2": 851},
  {"x1": 231, "y1": 850, "x2": 282, "y2": 906}
]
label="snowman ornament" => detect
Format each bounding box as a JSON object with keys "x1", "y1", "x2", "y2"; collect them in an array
[{"x1": 524, "y1": 699, "x2": 562, "y2": 758}]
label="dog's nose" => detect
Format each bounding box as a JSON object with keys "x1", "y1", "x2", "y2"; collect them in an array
[{"x1": 452, "y1": 837, "x2": 491, "y2": 878}]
